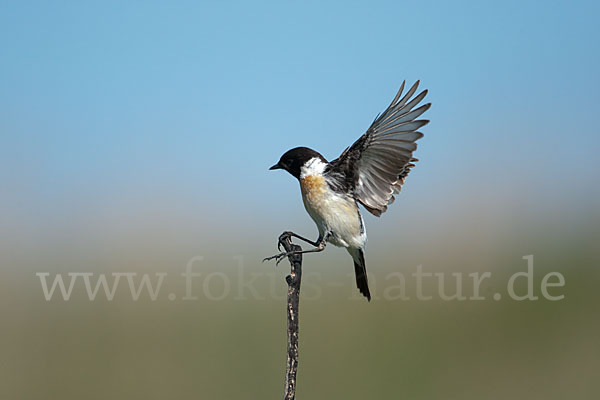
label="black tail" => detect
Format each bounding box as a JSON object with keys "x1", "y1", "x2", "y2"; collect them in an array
[{"x1": 350, "y1": 248, "x2": 371, "y2": 301}]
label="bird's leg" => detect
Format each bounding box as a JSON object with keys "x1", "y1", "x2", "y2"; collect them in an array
[
  {"x1": 277, "y1": 231, "x2": 321, "y2": 251},
  {"x1": 264, "y1": 232, "x2": 329, "y2": 265}
]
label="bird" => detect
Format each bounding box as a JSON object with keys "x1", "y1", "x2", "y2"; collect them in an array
[{"x1": 265, "y1": 81, "x2": 430, "y2": 301}]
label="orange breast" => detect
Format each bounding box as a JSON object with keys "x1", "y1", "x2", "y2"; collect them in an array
[{"x1": 300, "y1": 175, "x2": 327, "y2": 198}]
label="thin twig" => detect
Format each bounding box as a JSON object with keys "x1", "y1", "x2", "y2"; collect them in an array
[{"x1": 278, "y1": 233, "x2": 303, "y2": 400}]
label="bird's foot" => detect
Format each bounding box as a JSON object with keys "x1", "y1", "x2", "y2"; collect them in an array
[
  {"x1": 263, "y1": 251, "x2": 294, "y2": 266},
  {"x1": 263, "y1": 231, "x2": 304, "y2": 265},
  {"x1": 277, "y1": 231, "x2": 294, "y2": 251}
]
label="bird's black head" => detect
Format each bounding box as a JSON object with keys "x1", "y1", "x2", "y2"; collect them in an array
[{"x1": 269, "y1": 147, "x2": 327, "y2": 179}]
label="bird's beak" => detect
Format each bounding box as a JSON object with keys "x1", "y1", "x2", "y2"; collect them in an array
[{"x1": 269, "y1": 163, "x2": 281, "y2": 170}]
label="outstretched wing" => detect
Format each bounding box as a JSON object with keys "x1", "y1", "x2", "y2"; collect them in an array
[{"x1": 328, "y1": 81, "x2": 430, "y2": 216}]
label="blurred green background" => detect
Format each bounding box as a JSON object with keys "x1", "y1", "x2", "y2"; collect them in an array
[
  {"x1": 1, "y1": 0, "x2": 599, "y2": 399},
  {"x1": 2, "y1": 210, "x2": 598, "y2": 399}
]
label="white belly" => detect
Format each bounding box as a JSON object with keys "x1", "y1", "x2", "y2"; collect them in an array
[{"x1": 300, "y1": 175, "x2": 366, "y2": 248}]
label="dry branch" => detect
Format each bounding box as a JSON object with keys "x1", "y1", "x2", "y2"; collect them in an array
[{"x1": 279, "y1": 234, "x2": 303, "y2": 400}]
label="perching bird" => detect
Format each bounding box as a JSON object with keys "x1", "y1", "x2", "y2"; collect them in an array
[{"x1": 266, "y1": 81, "x2": 430, "y2": 301}]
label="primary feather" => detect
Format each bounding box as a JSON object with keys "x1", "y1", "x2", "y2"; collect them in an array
[{"x1": 328, "y1": 81, "x2": 430, "y2": 216}]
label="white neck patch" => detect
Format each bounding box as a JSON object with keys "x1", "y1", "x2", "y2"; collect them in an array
[{"x1": 300, "y1": 157, "x2": 327, "y2": 178}]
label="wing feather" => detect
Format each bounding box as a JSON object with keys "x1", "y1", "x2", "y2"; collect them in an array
[{"x1": 327, "y1": 82, "x2": 430, "y2": 216}]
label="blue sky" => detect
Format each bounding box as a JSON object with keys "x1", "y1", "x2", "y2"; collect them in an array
[{"x1": 1, "y1": 0, "x2": 599, "y2": 246}]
